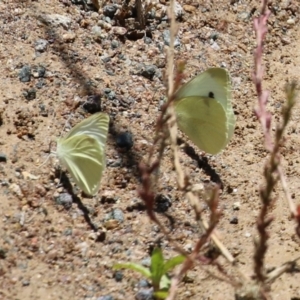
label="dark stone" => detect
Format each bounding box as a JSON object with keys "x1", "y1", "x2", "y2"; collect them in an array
[
  {"x1": 0, "y1": 154, "x2": 7, "y2": 163},
  {"x1": 83, "y1": 95, "x2": 102, "y2": 113},
  {"x1": 154, "y1": 194, "x2": 172, "y2": 213},
  {"x1": 114, "y1": 270, "x2": 123, "y2": 282},
  {"x1": 23, "y1": 88, "x2": 36, "y2": 101},
  {"x1": 103, "y1": 5, "x2": 118, "y2": 18},
  {"x1": 116, "y1": 132, "x2": 133, "y2": 149},
  {"x1": 230, "y1": 216, "x2": 238, "y2": 224},
  {"x1": 140, "y1": 65, "x2": 157, "y2": 80}
]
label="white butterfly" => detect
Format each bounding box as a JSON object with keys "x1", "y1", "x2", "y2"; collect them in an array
[
  {"x1": 174, "y1": 68, "x2": 235, "y2": 155},
  {"x1": 56, "y1": 112, "x2": 109, "y2": 196}
]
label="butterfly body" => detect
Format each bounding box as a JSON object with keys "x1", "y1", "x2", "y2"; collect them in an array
[
  {"x1": 174, "y1": 68, "x2": 235, "y2": 155},
  {"x1": 56, "y1": 112, "x2": 109, "y2": 196}
]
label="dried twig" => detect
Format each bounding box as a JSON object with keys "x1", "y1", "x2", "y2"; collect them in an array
[
  {"x1": 252, "y1": 0, "x2": 298, "y2": 285},
  {"x1": 167, "y1": 187, "x2": 224, "y2": 300},
  {"x1": 253, "y1": 0, "x2": 272, "y2": 151},
  {"x1": 265, "y1": 256, "x2": 300, "y2": 283},
  {"x1": 252, "y1": 0, "x2": 275, "y2": 283}
]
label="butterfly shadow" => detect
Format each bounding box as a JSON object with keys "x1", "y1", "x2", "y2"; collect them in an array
[
  {"x1": 55, "y1": 168, "x2": 98, "y2": 232},
  {"x1": 108, "y1": 123, "x2": 142, "y2": 183},
  {"x1": 178, "y1": 138, "x2": 223, "y2": 189}
]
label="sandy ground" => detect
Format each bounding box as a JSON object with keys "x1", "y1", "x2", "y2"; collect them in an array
[{"x1": 0, "y1": 0, "x2": 300, "y2": 299}]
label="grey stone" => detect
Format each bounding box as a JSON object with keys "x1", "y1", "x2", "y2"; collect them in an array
[{"x1": 19, "y1": 66, "x2": 31, "y2": 82}]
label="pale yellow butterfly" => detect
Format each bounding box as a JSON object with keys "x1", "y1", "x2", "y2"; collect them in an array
[
  {"x1": 56, "y1": 112, "x2": 109, "y2": 196},
  {"x1": 174, "y1": 68, "x2": 235, "y2": 155}
]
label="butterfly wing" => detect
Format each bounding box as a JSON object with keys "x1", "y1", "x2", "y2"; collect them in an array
[
  {"x1": 64, "y1": 112, "x2": 109, "y2": 147},
  {"x1": 57, "y1": 134, "x2": 105, "y2": 196},
  {"x1": 175, "y1": 68, "x2": 236, "y2": 151},
  {"x1": 174, "y1": 96, "x2": 227, "y2": 155},
  {"x1": 174, "y1": 68, "x2": 230, "y2": 110}
]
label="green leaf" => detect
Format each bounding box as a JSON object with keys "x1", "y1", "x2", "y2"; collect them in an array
[
  {"x1": 150, "y1": 248, "x2": 165, "y2": 288},
  {"x1": 163, "y1": 255, "x2": 185, "y2": 274},
  {"x1": 154, "y1": 289, "x2": 169, "y2": 299},
  {"x1": 113, "y1": 263, "x2": 151, "y2": 279},
  {"x1": 159, "y1": 274, "x2": 171, "y2": 290}
]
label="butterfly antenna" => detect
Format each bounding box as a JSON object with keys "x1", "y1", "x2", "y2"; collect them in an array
[
  {"x1": 55, "y1": 114, "x2": 74, "y2": 187},
  {"x1": 37, "y1": 154, "x2": 52, "y2": 168},
  {"x1": 59, "y1": 113, "x2": 74, "y2": 138},
  {"x1": 37, "y1": 140, "x2": 56, "y2": 168}
]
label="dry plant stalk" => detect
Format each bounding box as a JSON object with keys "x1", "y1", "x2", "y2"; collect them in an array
[
  {"x1": 138, "y1": 0, "x2": 236, "y2": 299},
  {"x1": 252, "y1": 0, "x2": 298, "y2": 288},
  {"x1": 138, "y1": 0, "x2": 188, "y2": 253}
]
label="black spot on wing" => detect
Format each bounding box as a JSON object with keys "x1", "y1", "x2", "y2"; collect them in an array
[{"x1": 208, "y1": 91, "x2": 214, "y2": 98}]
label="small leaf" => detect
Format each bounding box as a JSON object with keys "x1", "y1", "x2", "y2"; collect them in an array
[
  {"x1": 150, "y1": 248, "x2": 165, "y2": 288},
  {"x1": 154, "y1": 289, "x2": 169, "y2": 299},
  {"x1": 113, "y1": 263, "x2": 151, "y2": 279},
  {"x1": 159, "y1": 274, "x2": 171, "y2": 290},
  {"x1": 163, "y1": 255, "x2": 185, "y2": 274}
]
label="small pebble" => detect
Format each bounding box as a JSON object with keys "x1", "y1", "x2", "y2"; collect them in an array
[
  {"x1": 138, "y1": 279, "x2": 150, "y2": 288},
  {"x1": 83, "y1": 94, "x2": 102, "y2": 113},
  {"x1": 238, "y1": 11, "x2": 250, "y2": 21},
  {"x1": 101, "y1": 55, "x2": 111, "y2": 63},
  {"x1": 104, "y1": 17, "x2": 112, "y2": 23},
  {"x1": 111, "y1": 26, "x2": 127, "y2": 36},
  {"x1": 103, "y1": 4, "x2": 118, "y2": 18},
  {"x1": 183, "y1": 4, "x2": 196, "y2": 13},
  {"x1": 19, "y1": 66, "x2": 31, "y2": 82},
  {"x1": 287, "y1": 18, "x2": 295, "y2": 25},
  {"x1": 230, "y1": 217, "x2": 238, "y2": 224},
  {"x1": 98, "y1": 20, "x2": 112, "y2": 30},
  {"x1": 116, "y1": 132, "x2": 133, "y2": 149},
  {"x1": 38, "y1": 103, "x2": 48, "y2": 116},
  {"x1": 55, "y1": 193, "x2": 73, "y2": 208},
  {"x1": 111, "y1": 40, "x2": 119, "y2": 49},
  {"x1": 9, "y1": 183, "x2": 23, "y2": 197},
  {"x1": 135, "y1": 288, "x2": 154, "y2": 300},
  {"x1": 111, "y1": 208, "x2": 124, "y2": 223},
  {"x1": 162, "y1": 30, "x2": 180, "y2": 47},
  {"x1": 32, "y1": 66, "x2": 46, "y2": 78},
  {"x1": 36, "y1": 80, "x2": 46, "y2": 89},
  {"x1": 0, "y1": 248, "x2": 6, "y2": 259},
  {"x1": 155, "y1": 194, "x2": 172, "y2": 213},
  {"x1": 210, "y1": 32, "x2": 219, "y2": 41},
  {"x1": 0, "y1": 154, "x2": 7, "y2": 163},
  {"x1": 144, "y1": 36, "x2": 152, "y2": 44},
  {"x1": 140, "y1": 65, "x2": 158, "y2": 80},
  {"x1": 22, "y1": 280, "x2": 30, "y2": 286},
  {"x1": 104, "y1": 219, "x2": 119, "y2": 230},
  {"x1": 233, "y1": 202, "x2": 241, "y2": 210},
  {"x1": 140, "y1": 257, "x2": 151, "y2": 267},
  {"x1": 184, "y1": 243, "x2": 193, "y2": 252},
  {"x1": 92, "y1": 25, "x2": 102, "y2": 40},
  {"x1": 34, "y1": 39, "x2": 48, "y2": 52},
  {"x1": 97, "y1": 296, "x2": 114, "y2": 300},
  {"x1": 23, "y1": 88, "x2": 36, "y2": 101},
  {"x1": 210, "y1": 41, "x2": 220, "y2": 51},
  {"x1": 174, "y1": 1, "x2": 184, "y2": 18},
  {"x1": 114, "y1": 270, "x2": 123, "y2": 282},
  {"x1": 106, "y1": 91, "x2": 116, "y2": 100},
  {"x1": 62, "y1": 32, "x2": 76, "y2": 42},
  {"x1": 41, "y1": 13, "x2": 71, "y2": 29}
]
